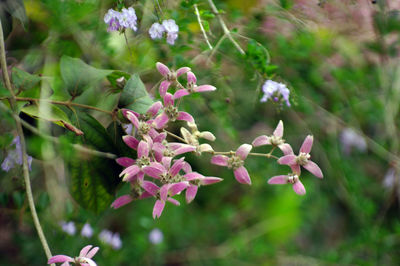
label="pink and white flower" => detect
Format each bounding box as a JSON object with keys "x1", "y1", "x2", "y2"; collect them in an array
[
  {"x1": 252, "y1": 120, "x2": 292, "y2": 155},
  {"x1": 211, "y1": 144, "x2": 253, "y2": 185},
  {"x1": 156, "y1": 62, "x2": 190, "y2": 97},
  {"x1": 48, "y1": 245, "x2": 99, "y2": 266},
  {"x1": 278, "y1": 135, "x2": 323, "y2": 178},
  {"x1": 173, "y1": 71, "x2": 216, "y2": 99},
  {"x1": 268, "y1": 173, "x2": 306, "y2": 195}
]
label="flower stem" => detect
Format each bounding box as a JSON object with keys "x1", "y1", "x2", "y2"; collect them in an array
[
  {"x1": 0, "y1": 20, "x2": 53, "y2": 263},
  {"x1": 207, "y1": 0, "x2": 245, "y2": 55},
  {"x1": 164, "y1": 130, "x2": 187, "y2": 143},
  {"x1": 0, "y1": 96, "x2": 113, "y2": 115},
  {"x1": 194, "y1": 4, "x2": 213, "y2": 50}
]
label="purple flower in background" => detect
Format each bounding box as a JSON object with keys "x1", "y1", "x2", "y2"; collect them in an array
[
  {"x1": 260, "y1": 80, "x2": 290, "y2": 107},
  {"x1": 99, "y1": 229, "x2": 122, "y2": 250},
  {"x1": 104, "y1": 9, "x2": 122, "y2": 32},
  {"x1": 149, "y1": 228, "x2": 164, "y2": 244},
  {"x1": 149, "y1": 22, "x2": 165, "y2": 39},
  {"x1": 60, "y1": 221, "x2": 76, "y2": 236},
  {"x1": 340, "y1": 128, "x2": 367, "y2": 155},
  {"x1": 119, "y1": 7, "x2": 138, "y2": 31},
  {"x1": 48, "y1": 245, "x2": 99, "y2": 266},
  {"x1": 1, "y1": 136, "x2": 32, "y2": 172},
  {"x1": 81, "y1": 223, "x2": 94, "y2": 238},
  {"x1": 162, "y1": 19, "x2": 179, "y2": 45}
]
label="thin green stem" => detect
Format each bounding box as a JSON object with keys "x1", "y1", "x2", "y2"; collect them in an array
[
  {"x1": 194, "y1": 4, "x2": 213, "y2": 50},
  {"x1": 164, "y1": 130, "x2": 187, "y2": 143},
  {"x1": 0, "y1": 96, "x2": 113, "y2": 115},
  {"x1": 207, "y1": 0, "x2": 245, "y2": 55},
  {"x1": 0, "y1": 20, "x2": 53, "y2": 263}
]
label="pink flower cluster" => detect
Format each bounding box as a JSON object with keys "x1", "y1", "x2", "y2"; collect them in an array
[
  {"x1": 48, "y1": 245, "x2": 99, "y2": 266},
  {"x1": 112, "y1": 63, "x2": 324, "y2": 219},
  {"x1": 112, "y1": 62, "x2": 221, "y2": 219}
]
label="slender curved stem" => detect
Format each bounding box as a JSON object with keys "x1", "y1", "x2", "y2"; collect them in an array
[
  {"x1": 0, "y1": 20, "x2": 53, "y2": 263},
  {"x1": 207, "y1": 0, "x2": 245, "y2": 55},
  {"x1": 0, "y1": 96, "x2": 113, "y2": 115},
  {"x1": 194, "y1": 4, "x2": 213, "y2": 50}
]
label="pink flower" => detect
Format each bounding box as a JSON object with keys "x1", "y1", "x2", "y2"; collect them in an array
[
  {"x1": 268, "y1": 173, "x2": 306, "y2": 195},
  {"x1": 252, "y1": 120, "x2": 293, "y2": 155},
  {"x1": 211, "y1": 144, "x2": 253, "y2": 185},
  {"x1": 156, "y1": 62, "x2": 190, "y2": 97},
  {"x1": 278, "y1": 135, "x2": 323, "y2": 178},
  {"x1": 173, "y1": 71, "x2": 216, "y2": 99},
  {"x1": 48, "y1": 245, "x2": 99, "y2": 266},
  {"x1": 153, "y1": 93, "x2": 194, "y2": 129},
  {"x1": 118, "y1": 140, "x2": 153, "y2": 182},
  {"x1": 152, "y1": 141, "x2": 196, "y2": 162},
  {"x1": 183, "y1": 172, "x2": 223, "y2": 203}
]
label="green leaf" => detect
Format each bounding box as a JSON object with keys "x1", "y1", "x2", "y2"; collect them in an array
[
  {"x1": 12, "y1": 68, "x2": 41, "y2": 91},
  {"x1": 246, "y1": 39, "x2": 272, "y2": 76},
  {"x1": 60, "y1": 56, "x2": 113, "y2": 98},
  {"x1": 106, "y1": 70, "x2": 131, "y2": 92},
  {"x1": 21, "y1": 104, "x2": 71, "y2": 127},
  {"x1": 68, "y1": 113, "x2": 121, "y2": 213},
  {"x1": 118, "y1": 74, "x2": 153, "y2": 113}
]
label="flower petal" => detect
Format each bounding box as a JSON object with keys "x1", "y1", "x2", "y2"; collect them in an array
[
  {"x1": 170, "y1": 182, "x2": 189, "y2": 196},
  {"x1": 160, "y1": 185, "x2": 170, "y2": 201},
  {"x1": 147, "y1": 101, "x2": 162, "y2": 117},
  {"x1": 300, "y1": 135, "x2": 313, "y2": 154},
  {"x1": 159, "y1": 81, "x2": 171, "y2": 97},
  {"x1": 111, "y1": 195, "x2": 133, "y2": 209},
  {"x1": 176, "y1": 66, "x2": 191, "y2": 77},
  {"x1": 184, "y1": 172, "x2": 204, "y2": 181},
  {"x1": 233, "y1": 166, "x2": 252, "y2": 185},
  {"x1": 153, "y1": 200, "x2": 165, "y2": 219},
  {"x1": 154, "y1": 112, "x2": 169, "y2": 129},
  {"x1": 142, "y1": 162, "x2": 165, "y2": 179},
  {"x1": 187, "y1": 71, "x2": 197, "y2": 84},
  {"x1": 120, "y1": 165, "x2": 140, "y2": 179},
  {"x1": 273, "y1": 120, "x2": 284, "y2": 137},
  {"x1": 278, "y1": 155, "x2": 297, "y2": 165},
  {"x1": 278, "y1": 143, "x2": 293, "y2": 155},
  {"x1": 48, "y1": 255, "x2": 74, "y2": 264},
  {"x1": 85, "y1": 246, "x2": 99, "y2": 259},
  {"x1": 137, "y1": 141, "x2": 149, "y2": 158},
  {"x1": 173, "y1": 89, "x2": 190, "y2": 99},
  {"x1": 267, "y1": 175, "x2": 288, "y2": 184},
  {"x1": 167, "y1": 197, "x2": 180, "y2": 206},
  {"x1": 122, "y1": 135, "x2": 139, "y2": 150},
  {"x1": 211, "y1": 155, "x2": 229, "y2": 166},
  {"x1": 303, "y1": 161, "x2": 323, "y2": 178},
  {"x1": 186, "y1": 185, "x2": 198, "y2": 203},
  {"x1": 200, "y1": 176, "x2": 223, "y2": 185},
  {"x1": 174, "y1": 145, "x2": 196, "y2": 155},
  {"x1": 177, "y1": 112, "x2": 194, "y2": 123},
  {"x1": 293, "y1": 180, "x2": 306, "y2": 195},
  {"x1": 142, "y1": 181, "x2": 160, "y2": 196},
  {"x1": 79, "y1": 245, "x2": 92, "y2": 258},
  {"x1": 236, "y1": 144, "x2": 252, "y2": 160},
  {"x1": 194, "y1": 85, "x2": 216, "y2": 93},
  {"x1": 163, "y1": 92, "x2": 174, "y2": 106},
  {"x1": 156, "y1": 62, "x2": 170, "y2": 77},
  {"x1": 291, "y1": 164, "x2": 301, "y2": 176},
  {"x1": 153, "y1": 132, "x2": 167, "y2": 143},
  {"x1": 252, "y1": 135, "x2": 270, "y2": 147},
  {"x1": 169, "y1": 158, "x2": 185, "y2": 176},
  {"x1": 116, "y1": 157, "x2": 135, "y2": 167},
  {"x1": 126, "y1": 111, "x2": 140, "y2": 128}
]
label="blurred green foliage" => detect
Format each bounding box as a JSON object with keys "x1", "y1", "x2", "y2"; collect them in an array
[{"x1": 0, "y1": 0, "x2": 400, "y2": 265}]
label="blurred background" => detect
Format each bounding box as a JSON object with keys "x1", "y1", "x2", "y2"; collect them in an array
[{"x1": 1, "y1": 0, "x2": 400, "y2": 265}]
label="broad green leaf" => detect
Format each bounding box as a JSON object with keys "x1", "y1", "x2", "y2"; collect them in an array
[
  {"x1": 68, "y1": 113, "x2": 121, "y2": 213},
  {"x1": 118, "y1": 74, "x2": 153, "y2": 113},
  {"x1": 60, "y1": 56, "x2": 113, "y2": 98},
  {"x1": 21, "y1": 104, "x2": 71, "y2": 127},
  {"x1": 12, "y1": 68, "x2": 41, "y2": 91}
]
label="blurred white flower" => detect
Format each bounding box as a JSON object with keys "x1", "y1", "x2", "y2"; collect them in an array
[
  {"x1": 149, "y1": 228, "x2": 163, "y2": 245},
  {"x1": 99, "y1": 229, "x2": 122, "y2": 250},
  {"x1": 149, "y1": 22, "x2": 165, "y2": 40},
  {"x1": 81, "y1": 223, "x2": 94, "y2": 238},
  {"x1": 340, "y1": 128, "x2": 367, "y2": 155},
  {"x1": 60, "y1": 221, "x2": 76, "y2": 236}
]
